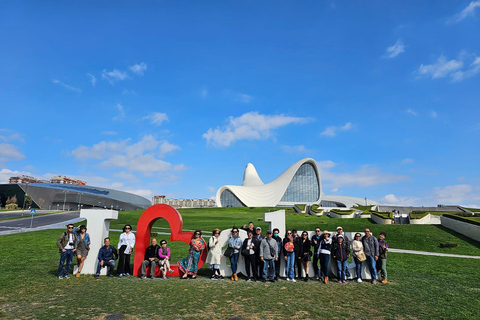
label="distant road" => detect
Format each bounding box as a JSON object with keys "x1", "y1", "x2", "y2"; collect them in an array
[
  {"x1": 0, "y1": 211, "x2": 82, "y2": 235},
  {"x1": 0, "y1": 210, "x2": 64, "y2": 220}
]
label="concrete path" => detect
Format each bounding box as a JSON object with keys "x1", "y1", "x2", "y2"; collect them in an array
[
  {"x1": 390, "y1": 248, "x2": 480, "y2": 259},
  {"x1": 0, "y1": 211, "x2": 82, "y2": 235}
]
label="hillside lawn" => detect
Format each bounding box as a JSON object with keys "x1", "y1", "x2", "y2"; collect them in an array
[{"x1": 1, "y1": 207, "x2": 480, "y2": 319}]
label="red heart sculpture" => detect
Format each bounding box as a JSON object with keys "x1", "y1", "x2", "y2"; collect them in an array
[{"x1": 133, "y1": 204, "x2": 207, "y2": 277}]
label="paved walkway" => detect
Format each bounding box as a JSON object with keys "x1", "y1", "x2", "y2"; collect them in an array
[
  {"x1": 389, "y1": 248, "x2": 480, "y2": 259},
  {"x1": 0, "y1": 211, "x2": 82, "y2": 235}
]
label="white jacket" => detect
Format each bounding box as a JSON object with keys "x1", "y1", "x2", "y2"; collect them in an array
[{"x1": 206, "y1": 236, "x2": 223, "y2": 265}]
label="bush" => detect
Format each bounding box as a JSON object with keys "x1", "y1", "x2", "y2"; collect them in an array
[
  {"x1": 330, "y1": 209, "x2": 355, "y2": 215},
  {"x1": 443, "y1": 213, "x2": 480, "y2": 227},
  {"x1": 370, "y1": 211, "x2": 392, "y2": 219},
  {"x1": 294, "y1": 204, "x2": 306, "y2": 211}
]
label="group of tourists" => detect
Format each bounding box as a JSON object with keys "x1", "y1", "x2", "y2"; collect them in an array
[{"x1": 56, "y1": 222, "x2": 389, "y2": 284}]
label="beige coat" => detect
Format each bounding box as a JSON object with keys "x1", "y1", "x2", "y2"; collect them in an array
[{"x1": 206, "y1": 236, "x2": 222, "y2": 265}]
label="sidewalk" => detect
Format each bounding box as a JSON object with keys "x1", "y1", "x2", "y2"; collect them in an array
[{"x1": 390, "y1": 248, "x2": 480, "y2": 259}]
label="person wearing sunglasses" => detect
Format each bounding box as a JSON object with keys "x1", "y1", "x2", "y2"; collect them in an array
[
  {"x1": 300, "y1": 231, "x2": 312, "y2": 281},
  {"x1": 118, "y1": 224, "x2": 135, "y2": 278},
  {"x1": 140, "y1": 238, "x2": 161, "y2": 279},
  {"x1": 362, "y1": 229, "x2": 379, "y2": 284},
  {"x1": 282, "y1": 229, "x2": 295, "y2": 282},
  {"x1": 241, "y1": 230, "x2": 257, "y2": 281},
  {"x1": 158, "y1": 240, "x2": 174, "y2": 279},
  {"x1": 179, "y1": 230, "x2": 206, "y2": 279},
  {"x1": 206, "y1": 229, "x2": 224, "y2": 280},
  {"x1": 227, "y1": 227, "x2": 242, "y2": 281},
  {"x1": 311, "y1": 227, "x2": 322, "y2": 280},
  {"x1": 56, "y1": 224, "x2": 78, "y2": 279},
  {"x1": 73, "y1": 224, "x2": 90, "y2": 278}
]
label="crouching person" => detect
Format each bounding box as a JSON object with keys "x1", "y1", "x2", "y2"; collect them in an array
[
  {"x1": 95, "y1": 237, "x2": 118, "y2": 280},
  {"x1": 140, "y1": 238, "x2": 160, "y2": 279}
]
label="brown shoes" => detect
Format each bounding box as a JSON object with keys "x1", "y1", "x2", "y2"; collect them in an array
[
  {"x1": 324, "y1": 276, "x2": 329, "y2": 284},
  {"x1": 76, "y1": 272, "x2": 80, "y2": 278},
  {"x1": 234, "y1": 273, "x2": 238, "y2": 281},
  {"x1": 381, "y1": 279, "x2": 387, "y2": 284}
]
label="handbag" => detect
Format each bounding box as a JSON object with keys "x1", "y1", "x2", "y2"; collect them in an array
[
  {"x1": 241, "y1": 248, "x2": 250, "y2": 256},
  {"x1": 355, "y1": 251, "x2": 366, "y2": 262},
  {"x1": 223, "y1": 246, "x2": 234, "y2": 258}
]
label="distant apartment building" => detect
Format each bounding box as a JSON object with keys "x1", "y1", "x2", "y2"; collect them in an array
[
  {"x1": 152, "y1": 195, "x2": 215, "y2": 208},
  {"x1": 9, "y1": 175, "x2": 43, "y2": 184},
  {"x1": 50, "y1": 176, "x2": 87, "y2": 185}
]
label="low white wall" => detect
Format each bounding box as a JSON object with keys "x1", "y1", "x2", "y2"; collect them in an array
[
  {"x1": 441, "y1": 215, "x2": 480, "y2": 242},
  {"x1": 329, "y1": 211, "x2": 355, "y2": 219},
  {"x1": 370, "y1": 214, "x2": 392, "y2": 225},
  {"x1": 410, "y1": 214, "x2": 441, "y2": 225}
]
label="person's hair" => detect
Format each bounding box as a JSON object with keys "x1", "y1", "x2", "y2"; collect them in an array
[
  {"x1": 160, "y1": 239, "x2": 167, "y2": 245},
  {"x1": 248, "y1": 221, "x2": 254, "y2": 225},
  {"x1": 247, "y1": 230, "x2": 253, "y2": 236},
  {"x1": 232, "y1": 227, "x2": 239, "y2": 233},
  {"x1": 302, "y1": 230, "x2": 308, "y2": 236},
  {"x1": 192, "y1": 229, "x2": 202, "y2": 238},
  {"x1": 79, "y1": 225, "x2": 86, "y2": 230},
  {"x1": 273, "y1": 228, "x2": 279, "y2": 233},
  {"x1": 212, "y1": 228, "x2": 221, "y2": 236},
  {"x1": 292, "y1": 229, "x2": 297, "y2": 233},
  {"x1": 284, "y1": 229, "x2": 292, "y2": 238},
  {"x1": 104, "y1": 237, "x2": 110, "y2": 242},
  {"x1": 380, "y1": 231, "x2": 387, "y2": 237},
  {"x1": 151, "y1": 238, "x2": 157, "y2": 242},
  {"x1": 315, "y1": 227, "x2": 321, "y2": 231},
  {"x1": 123, "y1": 224, "x2": 132, "y2": 232},
  {"x1": 67, "y1": 223, "x2": 74, "y2": 227},
  {"x1": 355, "y1": 232, "x2": 362, "y2": 238}
]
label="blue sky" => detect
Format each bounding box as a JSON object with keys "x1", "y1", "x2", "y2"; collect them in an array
[{"x1": 1, "y1": 1, "x2": 479, "y2": 207}]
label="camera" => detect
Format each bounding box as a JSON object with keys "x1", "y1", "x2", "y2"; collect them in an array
[{"x1": 69, "y1": 242, "x2": 74, "y2": 246}]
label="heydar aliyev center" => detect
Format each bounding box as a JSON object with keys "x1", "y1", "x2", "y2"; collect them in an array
[{"x1": 216, "y1": 158, "x2": 379, "y2": 208}]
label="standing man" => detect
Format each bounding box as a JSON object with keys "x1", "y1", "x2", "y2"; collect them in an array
[
  {"x1": 95, "y1": 237, "x2": 118, "y2": 279},
  {"x1": 272, "y1": 228, "x2": 283, "y2": 281},
  {"x1": 253, "y1": 227, "x2": 264, "y2": 278},
  {"x1": 332, "y1": 226, "x2": 351, "y2": 279},
  {"x1": 311, "y1": 227, "x2": 322, "y2": 280},
  {"x1": 56, "y1": 224, "x2": 78, "y2": 279},
  {"x1": 242, "y1": 221, "x2": 255, "y2": 234},
  {"x1": 140, "y1": 238, "x2": 161, "y2": 279},
  {"x1": 362, "y1": 228, "x2": 379, "y2": 284},
  {"x1": 260, "y1": 230, "x2": 278, "y2": 282}
]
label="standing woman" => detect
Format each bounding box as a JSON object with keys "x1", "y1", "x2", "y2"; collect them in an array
[
  {"x1": 352, "y1": 233, "x2": 365, "y2": 283},
  {"x1": 282, "y1": 230, "x2": 295, "y2": 282},
  {"x1": 206, "y1": 229, "x2": 223, "y2": 280},
  {"x1": 179, "y1": 230, "x2": 206, "y2": 279},
  {"x1": 300, "y1": 231, "x2": 312, "y2": 281},
  {"x1": 228, "y1": 227, "x2": 242, "y2": 281},
  {"x1": 318, "y1": 230, "x2": 332, "y2": 284},
  {"x1": 242, "y1": 231, "x2": 257, "y2": 281},
  {"x1": 118, "y1": 224, "x2": 135, "y2": 277},
  {"x1": 74, "y1": 225, "x2": 90, "y2": 278}
]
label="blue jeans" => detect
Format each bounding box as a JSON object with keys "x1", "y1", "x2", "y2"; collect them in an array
[
  {"x1": 336, "y1": 260, "x2": 347, "y2": 281},
  {"x1": 230, "y1": 253, "x2": 239, "y2": 274},
  {"x1": 263, "y1": 259, "x2": 275, "y2": 280},
  {"x1": 319, "y1": 254, "x2": 330, "y2": 278},
  {"x1": 354, "y1": 258, "x2": 363, "y2": 279},
  {"x1": 96, "y1": 260, "x2": 116, "y2": 276},
  {"x1": 58, "y1": 249, "x2": 74, "y2": 277},
  {"x1": 366, "y1": 255, "x2": 377, "y2": 280},
  {"x1": 285, "y1": 252, "x2": 295, "y2": 279}
]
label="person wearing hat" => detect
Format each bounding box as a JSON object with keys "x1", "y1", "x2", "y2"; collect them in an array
[
  {"x1": 332, "y1": 226, "x2": 351, "y2": 279},
  {"x1": 332, "y1": 234, "x2": 350, "y2": 283},
  {"x1": 259, "y1": 230, "x2": 278, "y2": 282},
  {"x1": 253, "y1": 226, "x2": 264, "y2": 277},
  {"x1": 73, "y1": 224, "x2": 91, "y2": 278},
  {"x1": 317, "y1": 230, "x2": 332, "y2": 284}
]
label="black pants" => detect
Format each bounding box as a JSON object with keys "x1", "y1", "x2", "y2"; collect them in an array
[
  {"x1": 295, "y1": 256, "x2": 303, "y2": 278},
  {"x1": 256, "y1": 255, "x2": 264, "y2": 278},
  {"x1": 312, "y1": 254, "x2": 320, "y2": 277},
  {"x1": 117, "y1": 245, "x2": 131, "y2": 275},
  {"x1": 244, "y1": 254, "x2": 257, "y2": 280},
  {"x1": 274, "y1": 257, "x2": 281, "y2": 278}
]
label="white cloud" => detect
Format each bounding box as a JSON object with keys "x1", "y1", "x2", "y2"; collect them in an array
[
  {"x1": 207, "y1": 186, "x2": 216, "y2": 193},
  {"x1": 430, "y1": 111, "x2": 437, "y2": 118},
  {"x1": 401, "y1": 158, "x2": 414, "y2": 164},
  {"x1": 0, "y1": 129, "x2": 23, "y2": 143},
  {"x1": 129, "y1": 62, "x2": 147, "y2": 76},
  {"x1": 101, "y1": 131, "x2": 117, "y2": 136},
  {"x1": 448, "y1": 1, "x2": 480, "y2": 24},
  {"x1": 113, "y1": 103, "x2": 126, "y2": 121},
  {"x1": 52, "y1": 79, "x2": 82, "y2": 92},
  {"x1": 406, "y1": 109, "x2": 417, "y2": 116},
  {"x1": 143, "y1": 112, "x2": 169, "y2": 126},
  {"x1": 112, "y1": 171, "x2": 140, "y2": 183},
  {"x1": 122, "y1": 89, "x2": 137, "y2": 95},
  {"x1": 87, "y1": 73, "x2": 96, "y2": 86},
  {"x1": 418, "y1": 53, "x2": 480, "y2": 82},
  {"x1": 384, "y1": 40, "x2": 405, "y2": 58},
  {"x1": 223, "y1": 90, "x2": 254, "y2": 103},
  {"x1": 203, "y1": 111, "x2": 312, "y2": 147},
  {"x1": 321, "y1": 122, "x2": 353, "y2": 137},
  {"x1": 0, "y1": 144, "x2": 25, "y2": 164},
  {"x1": 318, "y1": 161, "x2": 410, "y2": 188},
  {"x1": 431, "y1": 184, "x2": 480, "y2": 205},
  {"x1": 102, "y1": 69, "x2": 129, "y2": 85},
  {"x1": 0, "y1": 168, "x2": 31, "y2": 184},
  {"x1": 380, "y1": 194, "x2": 421, "y2": 206},
  {"x1": 70, "y1": 135, "x2": 183, "y2": 174},
  {"x1": 282, "y1": 145, "x2": 312, "y2": 154}
]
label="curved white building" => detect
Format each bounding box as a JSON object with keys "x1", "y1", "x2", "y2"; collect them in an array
[{"x1": 216, "y1": 158, "x2": 379, "y2": 208}]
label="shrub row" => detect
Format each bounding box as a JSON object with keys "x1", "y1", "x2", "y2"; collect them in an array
[
  {"x1": 370, "y1": 211, "x2": 392, "y2": 219},
  {"x1": 443, "y1": 213, "x2": 480, "y2": 227},
  {"x1": 330, "y1": 209, "x2": 355, "y2": 215}
]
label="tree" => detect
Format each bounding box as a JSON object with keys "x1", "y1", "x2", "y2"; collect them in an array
[{"x1": 25, "y1": 195, "x2": 32, "y2": 207}]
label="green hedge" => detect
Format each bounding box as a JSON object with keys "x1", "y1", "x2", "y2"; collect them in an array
[
  {"x1": 310, "y1": 205, "x2": 323, "y2": 214},
  {"x1": 330, "y1": 209, "x2": 355, "y2": 215},
  {"x1": 370, "y1": 211, "x2": 392, "y2": 219},
  {"x1": 409, "y1": 212, "x2": 430, "y2": 219},
  {"x1": 443, "y1": 213, "x2": 480, "y2": 227},
  {"x1": 294, "y1": 204, "x2": 306, "y2": 211}
]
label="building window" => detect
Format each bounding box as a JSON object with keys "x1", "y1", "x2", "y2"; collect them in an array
[
  {"x1": 220, "y1": 189, "x2": 245, "y2": 207},
  {"x1": 280, "y1": 163, "x2": 319, "y2": 202}
]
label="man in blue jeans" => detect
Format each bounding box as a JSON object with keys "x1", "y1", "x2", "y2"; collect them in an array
[
  {"x1": 362, "y1": 228, "x2": 379, "y2": 284},
  {"x1": 95, "y1": 237, "x2": 118, "y2": 279},
  {"x1": 260, "y1": 230, "x2": 278, "y2": 282},
  {"x1": 56, "y1": 224, "x2": 78, "y2": 279}
]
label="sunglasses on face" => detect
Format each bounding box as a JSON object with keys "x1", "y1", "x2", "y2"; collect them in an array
[
  {"x1": 125, "y1": 227, "x2": 131, "y2": 230},
  {"x1": 214, "y1": 232, "x2": 220, "y2": 235},
  {"x1": 161, "y1": 243, "x2": 167, "y2": 245},
  {"x1": 287, "y1": 232, "x2": 292, "y2": 234},
  {"x1": 68, "y1": 227, "x2": 73, "y2": 229},
  {"x1": 195, "y1": 233, "x2": 201, "y2": 235},
  {"x1": 233, "y1": 231, "x2": 238, "y2": 233}
]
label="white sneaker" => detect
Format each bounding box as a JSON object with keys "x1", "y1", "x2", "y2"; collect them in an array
[
  {"x1": 357, "y1": 278, "x2": 362, "y2": 283},
  {"x1": 286, "y1": 278, "x2": 291, "y2": 281},
  {"x1": 291, "y1": 279, "x2": 296, "y2": 283}
]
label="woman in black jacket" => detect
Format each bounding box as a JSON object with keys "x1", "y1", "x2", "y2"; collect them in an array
[
  {"x1": 241, "y1": 231, "x2": 257, "y2": 281},
  {"x1": 300, "y1": 231, "x2": 312, "y2": 281}
]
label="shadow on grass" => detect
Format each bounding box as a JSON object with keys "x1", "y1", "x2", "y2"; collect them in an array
[{"x1": 434, "y1": 225, "x2": 480, "y2": 249}]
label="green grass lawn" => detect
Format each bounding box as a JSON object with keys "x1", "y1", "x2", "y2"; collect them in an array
[{"x1": 1, "y1": 207, "x2": 480, "y2": 319}]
